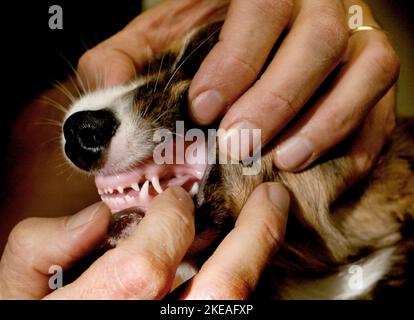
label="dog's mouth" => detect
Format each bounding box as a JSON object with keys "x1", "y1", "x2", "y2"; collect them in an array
[{"x1": 95, "y1": 159, "x2": 206, "y2": 213}]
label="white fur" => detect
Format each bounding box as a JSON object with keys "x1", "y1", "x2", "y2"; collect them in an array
[
  {"x1": 280, "y1": 246, "x2": 396, "y2": 300},
  {"x1": 173, "y1": 261, "x2": 198, "y2": 291},
  {"x1": 63, "y1": 78, "x2": 156, "y2": 174}
]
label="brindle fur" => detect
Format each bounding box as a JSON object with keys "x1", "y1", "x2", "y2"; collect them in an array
[{"x1": 97, "y1": 22, "x2": 414, "y2": 298}]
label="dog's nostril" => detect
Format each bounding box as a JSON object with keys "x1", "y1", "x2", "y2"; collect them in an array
[
  {"x1": 78, "y1": 124, "x2": 115, "y2": 150},
  {"x1": 63, "y1": 109, "x2": 119, "y2": 170}
]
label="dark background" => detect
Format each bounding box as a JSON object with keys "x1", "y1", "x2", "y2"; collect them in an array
[{"x1": 1, "y1": 1, "x2": 142, "y2": 134}]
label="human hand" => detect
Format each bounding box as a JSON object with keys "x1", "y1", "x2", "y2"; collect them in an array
[
  {"x1": 188, "y1": 0, "x2": 399, "y2": 180},
  {"x1": 78, "y1": 0, "x2": 399, "y2": 187},
  {"x1": 0, "y1": 184, "x2": 289, "y2": 299}
]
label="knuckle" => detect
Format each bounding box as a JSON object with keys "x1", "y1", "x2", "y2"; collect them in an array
[
  {"x1": 227, "y1": 51, "x2": 261, "y2": 80},
  {"x1": 385, "y1": 109, "x2": 397, "y2": 135},
  {"x1": 368, "y1": 41, "x2": 401, "y2": 83},
  {"x1": 7, "y1": 218, "x2": 39, "y2": 257},
  {"x1": 196, "y1": 275, "x2": 251, "y2": 300},
  {"x1": 254, "y1": 0, "x2": 293, "y2": 21},
  {"x1": 309, "y1": 7, "x2": 348, "y2": 62},
  {"x1": 258, "y1": 84, "x2": 296, "y2": 117},
  {"x1": 354, "y1": 151, "x2": 375, "y2": 176},
  {"x1": 103, "y1": 248, "x2": 173, "y2": 299},
  {"x1": 78, "y1": 48, "x2": 101, "y2": 72}
]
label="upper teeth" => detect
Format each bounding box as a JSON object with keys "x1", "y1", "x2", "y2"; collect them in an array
[
  {"x1": 140, "y1": 180, "x2": 150, "y2": 199},
  {"x1": 151, "y1": 176, "x2": 163, "y2": 194},
  {"x1": 98, "y1": 177, "x2": 200, "y2": 200},
  {"x1": 189, "y1": 182, "x2": 199, "y2": 196},
  {"x1": 98, "y1": 178, "x2": 161, "y2": 196}
]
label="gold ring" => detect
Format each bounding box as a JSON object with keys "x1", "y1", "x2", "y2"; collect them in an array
[{"x1": 349, "y1": 25, "x2": 383, "y2": 36}]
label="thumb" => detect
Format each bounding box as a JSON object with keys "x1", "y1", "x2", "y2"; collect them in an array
[{"x1": 0, "y1": 202, "x2": 111, "y2": 299}]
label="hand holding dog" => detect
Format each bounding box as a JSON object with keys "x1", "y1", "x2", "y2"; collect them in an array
[
  {"x1": 79, "y1": 0, "x2": 399, "y2": 186},
  {"x1": 0, "y1": 184, "x2": 289, "y2": 299}
]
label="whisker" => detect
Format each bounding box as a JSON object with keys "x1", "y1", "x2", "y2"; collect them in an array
[
  {"x1": 53, "y1": 81, "x2": 76, "y2": 102},
  {"x1": 163, "y1": 27, "x2": 221, "y2": 92},
  {"x1": 35, "y1": 117, "x2": 63, "y2": 127},
  {"x1": 56, "y1": 50, "x2": 87, "y2": 94},
  {"x1": 67, "y1": 74, "x2": 82, "y2": 98},
  {"x1": 37, "y1": 96, "x2": 68, "y2": 113},
  {"x1": 145, "y1": 46, "x2": 152, "y2": 90},
  {"x1": 153, "y1": 53, "x2": 165, "y2": 94},
  {"x1": 35, "y1": 122, "x2": 62, "y2": 128},
  {"x1": 41, "y1": 136, "x2": 62, "y2": 147}
]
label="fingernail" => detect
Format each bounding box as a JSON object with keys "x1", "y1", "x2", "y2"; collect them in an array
[
  {"x1": 168, "y1": 186, "x2": 191, "y2": 202},
  {"x1": 218, "y1": 121, "x2": 262, "y2": 161},
  {"x1": 191, "y1": 90, "x2": 226, "y2": 124},
  {"x1": 266, "y1": 183, "x2": 290, "y2": 213},
  {"x1": 275, "y1": 137, "x2": 314, "y2": 171},
  {"x1": 66, "y1": 202, "x2": 104, "y2": 230}
]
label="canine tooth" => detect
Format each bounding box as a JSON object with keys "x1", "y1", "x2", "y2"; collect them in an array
[
  {"x1": 117, "y1": 186, "x2": 124, "y2": 194},
  {"x1": 151, "y1": 176, "x2": 163, "y2": 194},
  {"x1": 189, "y1": 182, "x2": 199, "y2": 196},
  {"x1": 140, "y1": 180, "x2": 150, "y2": 199},
  {"x1": 131, "y1": 183, "x2": 140, "y2": 191}
]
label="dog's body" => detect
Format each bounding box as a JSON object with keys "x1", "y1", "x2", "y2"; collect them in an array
[{"x1": 62, "y1": 22, "x2": 414, "y2": 299}]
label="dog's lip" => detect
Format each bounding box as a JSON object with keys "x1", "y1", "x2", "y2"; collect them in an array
[{"x1": 95, "y1": 159, "x2": 206, "y2": 213}]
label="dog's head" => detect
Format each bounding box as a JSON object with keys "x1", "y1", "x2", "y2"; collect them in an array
[{"x1": 62, "y1": 23, "x2": 221, "y2": 213}]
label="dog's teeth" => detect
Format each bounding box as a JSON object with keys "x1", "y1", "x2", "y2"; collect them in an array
[
  {"x1": 117, "y1": 186, "x2": 124, "y2": 194},
  {"x1": 151, "y1": 176, "x2": 163, "y2": 194},
  {"x1": 140, "y1": 180, "x2": 150, "y2": 199},
  {"x1": 98, "y1": 189, "x2": 104, "y2": 195},
  {"x1": 108, "y1": 188, "x2": 114, "y2": 194},
  {"x1": 126, "y1": 195, "x2": 134, "y2": 203},
  {"x1": 131, "y1": 182, "x2": 140, "y2": 192},
  {"x1": 189, "y1": 182, "x2": 199, "y2": 196}
]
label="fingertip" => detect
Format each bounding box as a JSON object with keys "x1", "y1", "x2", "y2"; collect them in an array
[
  {"x1": 65, "y1": 202, "x2": 110, "y2": 231},
  {"x1": 273, "y1": 137, "x2": 315, "y2": 172},
  {"x1": 159, "y1": 187, "x2": 194, "y2": 209},
  {"x1": 265, "y1": 182, "x2": 290, "y2": 214},
  {"x1": 189, "y1": 89, "x2": 227, "y2": 125},
  {"x1": 78, "y1": 47, "x2": 136, "y2": 89}
]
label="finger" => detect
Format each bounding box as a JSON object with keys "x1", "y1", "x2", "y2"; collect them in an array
[
  {"x1": 273, "y1": 2, "x2": 400, "y2": 171},
  {"x1": 189, "y1": 0, "x2": 293, "y2": 125},
  {"x1": 78, "y1": 0, "x2": 229, "y2": 88},
  {"x1": 47, "y1": 187, "x2": 195, "y2": 300},
  {"x1": 346, "y1": 86, "x2": 397, "y2": 186},
  {"x1": 181, "y1": 183, "x2": 289, "y2": 300},
  {"x1": 218, "y1": 0, "x2": 349, "y2": 161},
  {"x1": 0, "y1": 202, "x2": 111, "y2": 299}
]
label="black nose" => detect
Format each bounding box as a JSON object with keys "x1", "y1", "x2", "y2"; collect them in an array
[{"x1": 63, "y1": 110, "x2": 119, "y2": 170}]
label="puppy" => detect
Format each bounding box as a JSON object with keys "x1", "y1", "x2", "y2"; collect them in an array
[{"x1": 62, "y1": 22, "x2": 414, "y2": 299}]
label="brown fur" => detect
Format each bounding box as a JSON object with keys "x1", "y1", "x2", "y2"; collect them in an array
[
  {"x1": 144, "y1": 22, "x2": 414, "y2": 298},
  {"x1": 66, "y1": 21, "x2": 414, "y2": 298}
]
